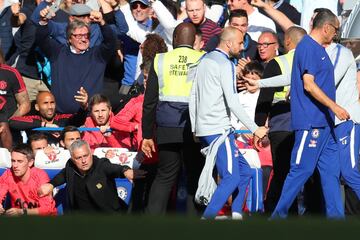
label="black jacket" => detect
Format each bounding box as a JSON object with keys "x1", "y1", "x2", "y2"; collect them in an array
[{"x1": 50, "y1": 156, "x2": 130, "y2": 213}]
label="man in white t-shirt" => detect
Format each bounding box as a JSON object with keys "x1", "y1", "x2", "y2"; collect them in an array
[{"x1": 227, "y1": 0, "x2": 276, "y2": 41}]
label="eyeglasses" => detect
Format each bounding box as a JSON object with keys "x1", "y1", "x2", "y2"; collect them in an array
[
  {"x1": 257, "y1": 42, "x2": 277, "y2": 48},
  {"x1": 130, "y1": 2, "x2": 148, "y2": 10},
  {"x1": 328, "y1": 23, "x2": 339, "y2": 33},
  {"x1": 71, "y1": 33, "x2": 89, "y2": 40}
]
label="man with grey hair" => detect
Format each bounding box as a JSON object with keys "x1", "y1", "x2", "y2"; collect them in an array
[
  {"x1": 38, "y1": 140, "x2": 144, "y2": 213},
  {"x1": 36, "y1": 8, "x2": 116, "y2": 114},
  {"x1": 270, "y1": 9, "x2": 349, "y2": 219}
]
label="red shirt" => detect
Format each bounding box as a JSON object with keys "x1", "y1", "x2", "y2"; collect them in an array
[{"x1": 0, "y1": 167, "x2": 57, "y2": 215}]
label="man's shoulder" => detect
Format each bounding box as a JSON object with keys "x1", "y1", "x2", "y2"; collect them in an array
[
  {"x1": 201, "y1": 18, "x2": 221, "y2": 31},
  {"x1": 92, "y1": 156, "x2": 112, "y2": 169},
  {"x1": 28, "y1": 167, "x2": 50, "y2": 185},
  {"x1": 0, "y1": 64, "x2": 22, "y2": 79}
]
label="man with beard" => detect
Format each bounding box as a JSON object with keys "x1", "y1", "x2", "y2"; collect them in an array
[
  {"x1": 9, "y1": 90, "x2": 88, "y2": 145},
  {"x1": 82, "y1": 94, "x2": 133, "y2": 150},
  {"x1": 190, "y1": 26, "x2": 268, "y2": 219}
]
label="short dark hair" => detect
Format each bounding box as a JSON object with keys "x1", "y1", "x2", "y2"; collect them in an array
[
  {"x1": 88, "y1": 94, "x2": 111, "y2": 112},
  {"x1": 28, "y1": 133, "x2": 48, "y2": 145},
  {"x1": 61, "y1": 125, "x2": 81, "y2": 141},
  {"x1": 312, "y1": 8, "x2": 338, "y2": 29},
  {"x1": 242, "y1": 61, "x2": 264, "y2": 78},
  {"x1": 12, "y1": 144, "x2": 35, "y2": 161},
  {"x1": 229, "y1": 9, "x2": 248, "y2": 22}
]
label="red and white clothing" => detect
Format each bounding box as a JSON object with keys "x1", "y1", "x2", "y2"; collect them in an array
[
  {"x1": 0, "y1": 167, "x2": 57, "y2": 215},
  {"x1": 82, "y1": 112, "x2": 135, "y2": 151},
  {"x1": 111, "y1": 95, "x2": 158, "y2": 164},
  {"x1": 111, "y1": 95, "x2": 144, "y2": 150}
]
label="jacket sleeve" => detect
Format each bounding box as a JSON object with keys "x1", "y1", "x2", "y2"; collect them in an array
[
  {"x1": 110, "y1": 98, "x2": 138, "y2": 132},
  {"x1": 0, "y1": 170, "x2": 10, "y2": 203},
  {"x1": 114, "y1": 9, "x2": 129, "y2": 35},
  {"x1": 36, "y1": 24, "x2": 62, "y2": 60},
  {"x1": 98, "y1": 24, "x2": 116, "y2": 62},
  {"x1": 57, "y1": 110, "x2": 88, "y2": 127},
  {"x1": 30, "y1": 1, "x2": 49, "y2": 24},
  {"x1": 36, "y1": 170, "x2": 57, "y2": 215},
  {"x1": 220, "y1": 61, "x2": 258, "y2": 133},
  {"x1": 254, "y1": 60, "x2": 282, "y2": 126},
  {"x1": 9, "y1": 115, "x2": 42, "y2": 130},
  {"x1": 101, "y1": 158, "x2": 130, "y2": 178},
  {"x1": 142, "y1": 62, "x2": 158, "y2": 139},
  {"x1": 49, "y1": 168, "x2": 66, "y2": 187}
]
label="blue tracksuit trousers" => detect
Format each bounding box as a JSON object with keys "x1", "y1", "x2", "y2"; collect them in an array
[
  {"x1": 200, "y1": 133, "x2": 253, "y2": 219},
  {"x1": 271, "y1": 127, "x2": 344, "y2": 219}
]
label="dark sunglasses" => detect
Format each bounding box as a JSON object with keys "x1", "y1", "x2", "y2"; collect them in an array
[{"x1": 130, "y1": 2, "x2": 148, "y2": 10}]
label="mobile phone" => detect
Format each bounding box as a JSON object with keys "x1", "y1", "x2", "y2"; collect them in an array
[{"x1": 46, "y1": 0, "x2": 61, "y2": 19}]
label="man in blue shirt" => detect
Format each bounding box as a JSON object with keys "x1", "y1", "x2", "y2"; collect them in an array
[{"x1": 271, "y1": 9, "x2": 350, "y2": 219}]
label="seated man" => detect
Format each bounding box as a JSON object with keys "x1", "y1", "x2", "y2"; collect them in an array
[
  {"x1": 0, "y1": 144, "x2": 57, "y2": 216},
  {"x1": 9, "y1": 90, "x2": 87, "y2": 145},
  {"x1": 28, "y1": 132, "x2": 68, "y2": 169},
  {"x1": 82, "y1": 94, "x2": 135, "y2": 150},
  {"x1": 60, "y1": 126, "x2": 81, "y2": 150},
  {"x1": 28, "y1": 132, "x2": 52, "y2": 155},
  {"x1": 38, "y1": 140, "x2": 144, "y2": 213}
]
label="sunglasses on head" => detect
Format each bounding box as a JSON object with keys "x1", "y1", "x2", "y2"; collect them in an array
[{"x1": 130, "y1": 2, "x2": 148, "y2": 10}]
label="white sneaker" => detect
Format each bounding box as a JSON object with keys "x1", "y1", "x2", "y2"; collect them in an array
[
  {"x1": 214, "y1": 215, "x2": 231, "y2": 220},
  {"x1": 232, "y1": 212, "x2": 243, "y2": 220}
]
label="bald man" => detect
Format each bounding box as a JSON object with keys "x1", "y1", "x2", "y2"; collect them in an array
[
  {"x1": 190, "y1": 26, "x2": 268, "y2": 219},
  {"x1": 142, "y1": 22, "x2": 205, "y2": 215},
  {"x1": 248, "y1": 26, "x2": 307, "y2": 212},
  {"x1": 9, "y1": 89, "x2": 88, "y2": 145}
]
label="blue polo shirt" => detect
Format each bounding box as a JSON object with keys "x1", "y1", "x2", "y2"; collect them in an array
[{"x1": 290, "y1": 35, "x2": 335, "y2": 130}]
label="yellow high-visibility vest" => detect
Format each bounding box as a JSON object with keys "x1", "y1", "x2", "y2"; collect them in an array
[
  {"x1": 154, "y1": 47, "x2": 204, "y2": 103},
  {"x1": 273, "y1": 50, "x2": 295, "y2": 103}
]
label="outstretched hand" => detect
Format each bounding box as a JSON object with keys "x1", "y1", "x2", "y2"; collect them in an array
[
  {"x1": 253, "y1": 126, "x2": 269, "y2": 151},
  {"x1": 124, "y1": 169, "x2": 147, "y2": 183},
  {"x1": 74, "y1": 87, "x2": 88, "y2": 109},
  {"x1": 141, "y1": 139, "x2": 156, "y2": 158}
]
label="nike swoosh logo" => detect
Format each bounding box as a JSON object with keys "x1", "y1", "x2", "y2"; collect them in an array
[
  {"x1": 339, "y1": 136, "x2": 348, "y2": 142},
  {"x1": 321, "y1": 57, "x2": 326, "y2": 60}
]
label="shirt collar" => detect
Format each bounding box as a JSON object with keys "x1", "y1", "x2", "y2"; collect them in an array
[
  {"x1": 70, "y1": 46, "x2": 87, "y2": 54},
  {"x1": 215, "y1": 48, "x2": 230, "y2": 58}
]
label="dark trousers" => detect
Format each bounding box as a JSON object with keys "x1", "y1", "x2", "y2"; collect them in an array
[
  {"x1": 146, "y1": 142, "x2": 204, "y2": 215},
  {"x1": 130, "y1": 163, "x2": 157, "y2": 213},
  {"x1": 265, "y1": 131, "x2": 295, "y2": 213},
  {"x1": 344, "y1": 184, "x2": 360, "y2": 215}
]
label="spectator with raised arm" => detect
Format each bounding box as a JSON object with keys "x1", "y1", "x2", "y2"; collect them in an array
[
  {"x1": 9, "y1": 90, "x2": 87, "y2": 145},
  {"x1": 36, "y1": 8, "x2": 116, "y2": 113},
  {"x1": 226, "y1": 0, "x2": 276, "y2": 41}
]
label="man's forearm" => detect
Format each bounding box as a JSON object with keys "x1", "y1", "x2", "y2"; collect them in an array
[
  {"x1": 259, "y1": 73, "x2": 291, "y2": 88},
  {"x1": 304, "y1": 79, "x2": 337, "y2": 111}
]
